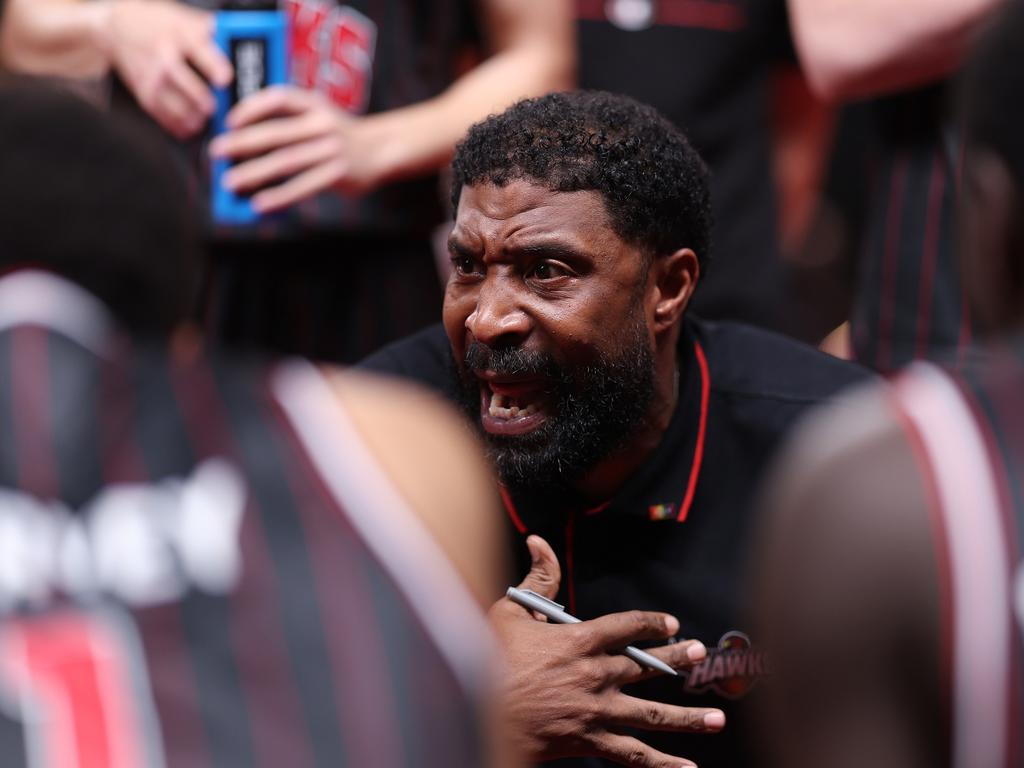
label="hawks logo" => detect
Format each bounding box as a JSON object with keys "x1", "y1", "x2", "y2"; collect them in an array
[{"x1": 680, "y1": 631, "x2": 768, "y2": 699}]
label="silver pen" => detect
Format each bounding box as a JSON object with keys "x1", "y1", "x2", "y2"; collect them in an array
[{"x1": 506, "y1": 587, "x2": 679, "y2": 677}]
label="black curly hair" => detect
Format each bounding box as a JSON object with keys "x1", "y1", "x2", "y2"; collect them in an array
[
  {"x1": 0, "y1": 76, "x2": 198, "y2": 338},
  {"x1": 451, "y1": 90, "x2": 712, "y2": 269}
]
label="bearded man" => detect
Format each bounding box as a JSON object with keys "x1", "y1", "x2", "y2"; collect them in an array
[{"x1": 363, "y1": 90, "x2": 869, "y2": 767}]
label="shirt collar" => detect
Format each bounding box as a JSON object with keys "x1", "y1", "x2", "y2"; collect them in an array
[
  {"x1": 500, "y1": 318, "x2": 711, "y2": 530},
  {"x1": 0, "y1": 269, "x2": 115, "y2": 356}
]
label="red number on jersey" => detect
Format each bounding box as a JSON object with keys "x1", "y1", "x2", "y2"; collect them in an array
[{"x1": 0, "y1": 612, "x2": 159, "y2": 768}]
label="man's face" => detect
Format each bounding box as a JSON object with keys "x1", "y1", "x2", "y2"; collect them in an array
[{"x1": 443, "y1": 179, "x2": 657, "y2": 491}]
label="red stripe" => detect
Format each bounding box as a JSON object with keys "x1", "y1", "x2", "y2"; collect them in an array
[
  {"x1": 658, "y1": 1, "x2": 745, "y2": 31},
  {"x1": 915, "y1": 154, "x2": 947, "y2": 360},
  {"x1": 676, "y1": 340, "x2": 710, "y2": 523},
  {"x1": 266, "y1": 374, "x2": 406, "y2": 765},
  {"x1": 169, "y1": 360, "x2": 313, "y2": 768},
  {"x1": 953, "y1": 373, "x2": 1022, "y2": 766},
  {"x1": 499, "y1": 486, "x2": 528, "y2": 534},
  {"x1": 577, "y1": 0, "x2": 745, "y2": 31},
  {"x1": 566, "y1": 513, "x2": 577, "y2": 615},
  {"x1": 956, "y1": 283, "x2": 973, "y2": 368},
  {"x1": 3, "y1": 615, "x2": 149, "y2": 768},
  {"x1": 576, "y1": 0, "x2": 603, "y2": 18},
  {"x1": 97, "y1": 338, "x2": 211, "y2": 768},
  {"x1": 877, "y1": 160, "x2": 909, "y2": 373},
  {"x1": 99, "y1": 336, "x2": 148, "y2": 483},
  {"x1": 11, "y1": 326, "x2": 58, "y2": 497},
  {"x1": 887, "y1": 385, "x2": 955, "y2": 730}
]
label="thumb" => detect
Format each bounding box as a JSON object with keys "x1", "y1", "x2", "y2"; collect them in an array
[{"x1": 515, "y1": 535, "x2": 561, "y2": 600}]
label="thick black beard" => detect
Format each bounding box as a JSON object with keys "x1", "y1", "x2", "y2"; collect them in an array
[{"x1": 451, "y1": 320, "x2": 655, "y2": 492}]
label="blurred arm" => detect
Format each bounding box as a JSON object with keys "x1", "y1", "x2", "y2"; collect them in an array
[
  {"x1": 326, "y1": 369, "x2": 519, "y2": 768},
  {"x1": 0, "y1": 0, "x2": 232, "y2": 139},
  {"x1": 787, "y1": 0, "x2": 1002, "y2": 100},
  {"x1": 356, "y1": 0, "x2": 575, "y2": 185},
  {"x1": 0, "y1": 0, "x2": 111, "y2": 76},
  {"x1": 327, "y1": 370, "x2": 505, "y2": 608}
]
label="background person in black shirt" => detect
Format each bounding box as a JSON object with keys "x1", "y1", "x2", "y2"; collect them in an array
[
  {"x1": 755, "y1": 6, "x2": 1024, "y2": 766},
  {"x1": 363, "y1": 90, "x2": 870, "y2": 767},
  {"x1": 574, "y1": 0, "x2": 794, "y2": 331},
  {"x1": 786, "y1": 0, "x2": 1005, "y2": 370}
]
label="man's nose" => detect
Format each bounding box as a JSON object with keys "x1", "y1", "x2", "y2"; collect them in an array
[{"x1": 465, "y1": 279, "x2": 531, "y2": 347}]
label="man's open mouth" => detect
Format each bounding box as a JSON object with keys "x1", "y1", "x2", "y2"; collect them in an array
[{"x1": 476, "y1": 376, "x2": 551, "y2": 436}]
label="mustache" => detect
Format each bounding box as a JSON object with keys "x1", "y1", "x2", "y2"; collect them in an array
[{"x1": 463, "y1": 341, "x2": 560, "y2": 379}]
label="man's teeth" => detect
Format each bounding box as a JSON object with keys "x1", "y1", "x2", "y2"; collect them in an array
[{"x1": 488, "y1": 391, "x2": 538, "y2": 419}]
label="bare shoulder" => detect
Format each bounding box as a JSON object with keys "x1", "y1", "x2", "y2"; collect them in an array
[{"x1": 324, "y1": 368, "x2": 504, "y2": 607}]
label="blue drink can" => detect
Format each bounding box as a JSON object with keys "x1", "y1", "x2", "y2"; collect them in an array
[{"x1": 211, "y1": 10, "x2": 290, "y2": 225}]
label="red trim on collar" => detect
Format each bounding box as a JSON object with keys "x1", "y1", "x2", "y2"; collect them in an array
[
  {"x1": 676, "y1": 340, "x2": 709, "y2": 522},
  {"x1": 499, "y1": 486, "x2": 528, "y2": 534},
  {"x1": 565, "y1": 513, "x2": 577, "y2": 614}
]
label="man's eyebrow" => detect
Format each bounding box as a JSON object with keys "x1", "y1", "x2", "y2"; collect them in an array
[
  {"x1": 447, "y1": 238, "x2": 476, "y2": 258},
  {"x1": 507, "y1": 242, "x2": 591, "y2": 262}
]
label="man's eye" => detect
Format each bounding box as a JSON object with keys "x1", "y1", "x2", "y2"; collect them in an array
[
  {"x1": 452, "y1": 256, "x2": 480, "y2": 276},
  {"x1": 528, "y1": 262, "x2": 570, "y2": 281}
]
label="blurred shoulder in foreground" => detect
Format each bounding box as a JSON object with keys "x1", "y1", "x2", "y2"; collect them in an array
[
  {"x1": 754, "y1": 5, "x2": 1024, "y2": 765},
  {"x1": 0, "y1": 75, "x2": 510, "y2": 768}
]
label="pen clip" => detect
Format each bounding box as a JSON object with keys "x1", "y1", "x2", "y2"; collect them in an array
[{"x1": 518, "y1": 589, "x2": 565, "y2": 611}]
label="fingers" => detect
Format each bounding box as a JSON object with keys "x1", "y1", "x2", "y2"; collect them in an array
[
  {"x1": 580, "y1": 610, "x2": 680, "y2": 655},
  {"x1": 250, "y1": 161, "x2": 343, "y2": 213},
  {"x1": 607, "y1": 695, "x2": 725, "y2": 735},
  {"x1": 211, "y1": 113, "x2": 332, "y2": 161},
  {"x1": 225, "y1": 86, "x2": 319, "y2": 129},
  {"x1": 604, "y1": 638, "x2": 708, "y2": 683},
  {"x1": 593, "y1": 733, "x2": 698, "y2": 768},
  {"x1": 142, "y1": 80, "x2": 204, "y2": 140},
  {"x1": 174, "y1": 6, "x2": 232, "y2": 87},
  {"x1": 516, "y1": 535, "x2": 561, "y2": 600},
  {"x1": 225, "y1": 135, "x2": 341, "y2": 194},
  {"x1": 166, "y1": 58, "x2": 216, "y2": 120},
  {"x1": 185, "y1": 36, "x2": 233, "y2": 89}
]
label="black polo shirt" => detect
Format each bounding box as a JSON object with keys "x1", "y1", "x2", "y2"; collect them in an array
[{"x1": 362, "y1": 316, "x2": 870, "y2": 767}]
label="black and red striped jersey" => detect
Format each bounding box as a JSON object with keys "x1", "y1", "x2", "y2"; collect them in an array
[
  {"x1": 890, "y1": 349, "x2": 1024, "y2": 768},
  {"x1": 847, "y1": 86, "x2": 972, "y2": 373},
  {"x1": 0, "y1": 270, "x2": 492, "y2": 768}
]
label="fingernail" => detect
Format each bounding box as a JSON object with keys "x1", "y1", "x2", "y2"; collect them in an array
[
  {"x1": 209, "y1": 138, "x2": 225, "y2": 157},
  {"x1": 704, "y1": 711, "x2": 725, "y2": 730},
  {"x1": 687, "y1": 641, "x2": 707, "y2": 661},
  {"x1": 222, "y1": 172, "x2": 237, "y2": 189},
  {"x1": 664, "y1": 616, "x2": 679, "y2": 635},
  {"x1": 527, "y1": 537, "x2": 540, "y2": 563}
]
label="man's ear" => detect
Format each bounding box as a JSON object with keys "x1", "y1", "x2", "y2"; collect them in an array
[{"x1": 650, "y1": 248, "x2": 700, "y2": 332}]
